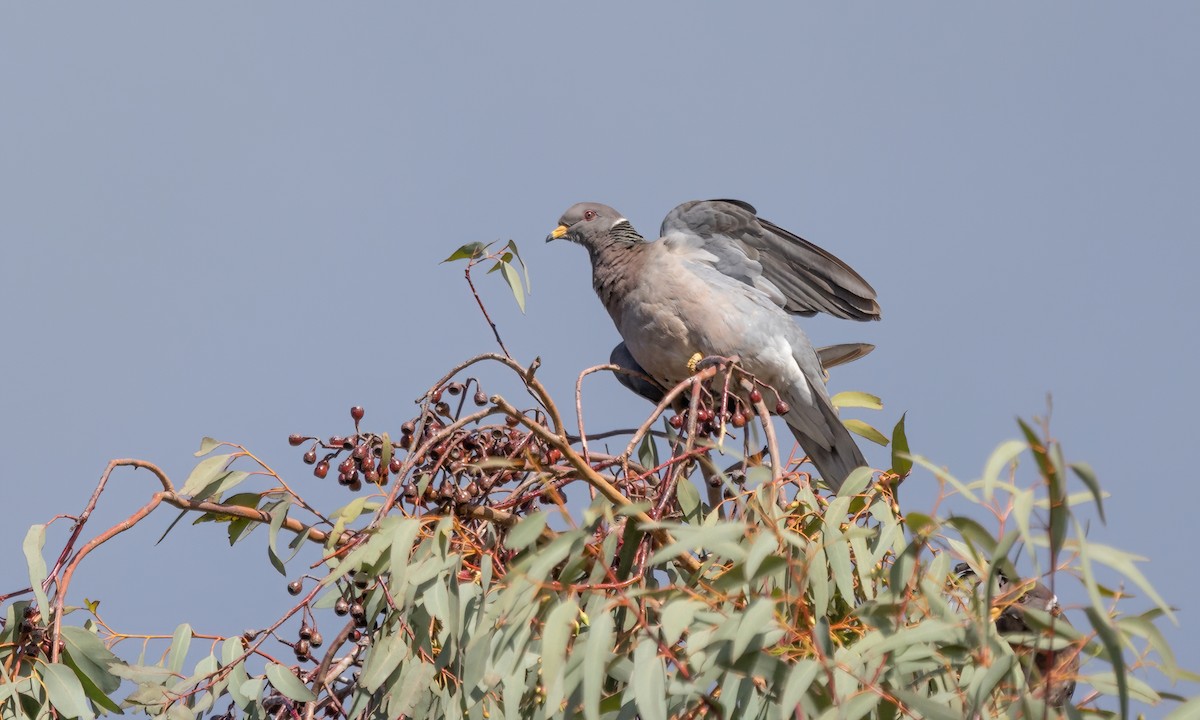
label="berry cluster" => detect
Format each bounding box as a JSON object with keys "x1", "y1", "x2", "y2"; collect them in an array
[
  {"x1": 289, "y1": 380, "x2": 566, "y2": 514},
  {"x1": 289, "y1": 406, "x2": 403, "y2": 492},
  {"x1": 664, "y1": 387, "x2": 790, "y2": 439},
  {"x1": 10, "y1": 605, "x2": 61, "y2": 660}
]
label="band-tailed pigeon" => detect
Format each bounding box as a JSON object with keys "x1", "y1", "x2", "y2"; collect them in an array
[
  {"x1": 548, "y1": 199, "x2": 879, "y2": 490},
  {"x1": 955, "y1": 563, "x2": 1079, "y2": 707}
]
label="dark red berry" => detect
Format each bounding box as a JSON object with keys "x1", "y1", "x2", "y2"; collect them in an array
[
  {"x1": 309, "y1": 632, "x2": 323, "y2": 648},
  {"x1": 775, "y1": 400, "x2": 790, "y2": 415},
  {"x1": 334, "y1": 598, "x2": 350, "y2": 616},
  {"x1": 298, "y1": 625, "x2": 312, "y2": 641},
  {"x1": 731, "y1": 412, "x2": 747, "y2": 428},
  {"x1": 473, "y1": 391, "x2": 488, "y2": 406},
  {"x1": 431, "y1": 389, "x2": 443, "y2": 403},
  {"x1": 389, "y1": 458, "x2": 402, "y2": 474},
  {"x1": 294, "y1": 639, "x2": 311, "y2": 659},
  {"x1": 303, "y1": 449, "x2": 317, "y2": 465},
  {"x1": 401, "y1": 421, "x2": 416, "y2": 435},
  {"x1": 287, "y1": 580, "x2": 303, "y2": 595},
  {"x1": 314, "y1": 461, "x2": 329, "y2": 479},
  {"x1": 351, "y1": 406, "x2": 365, "y2": 421},
  {"x1": 668, "y1": 415, "x2": 684, "y2": 429},
  {"x1": 288, "y1": 434, "x2": 305, "y2": 446},
  {"x1": 749, "y1": 389, "x2": 763, "y2": 404}
]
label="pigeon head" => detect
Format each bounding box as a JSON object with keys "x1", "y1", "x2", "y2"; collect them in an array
[{"x1": 547, "y1": 202, "x2": 634, "y2": 247}]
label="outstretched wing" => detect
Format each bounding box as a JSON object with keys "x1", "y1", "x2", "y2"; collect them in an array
[{"x1": 660, "y1": 199, "x2": 880, "y2": 321}]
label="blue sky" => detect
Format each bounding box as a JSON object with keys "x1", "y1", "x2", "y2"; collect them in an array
[{"x1": 2, "y1": 3, "x2": 1197, "y2": 709}]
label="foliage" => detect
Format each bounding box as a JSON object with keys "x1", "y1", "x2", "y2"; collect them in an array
[{"x1": 1, "y1": 244, "x2": 1194, "y2": 720}]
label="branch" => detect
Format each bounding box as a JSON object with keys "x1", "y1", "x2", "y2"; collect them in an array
[{"x1": 491, "y1": 395, "x2": 701, "y2": 574}]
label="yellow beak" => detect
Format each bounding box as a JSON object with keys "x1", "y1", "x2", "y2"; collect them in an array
[{"x1": 547, "y1": 225, "x2": 568, "y2": 241}]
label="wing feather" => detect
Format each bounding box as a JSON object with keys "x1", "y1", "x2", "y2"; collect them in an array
[{"x1": 661, "y1": 200, "x2": 880, "y2": 321}]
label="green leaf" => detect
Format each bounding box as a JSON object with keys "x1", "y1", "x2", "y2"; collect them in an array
[
  {"x1": 1165, "y1": 696, "x2": 1200, "y2": 720},
  {"x1": 777, "y1": 660, "x2": 818, "y2": 719},
  {"x1": 844, "y1": 419, "x2": 888, "y2": 446},
  {"x1": 944, "y1": 516, "x2": 999, "y2": 558},
  {"x1": 889, "y1": 413, "x2": 911, "y2": 476},
  {"x1": 180, "y1": 454, "x2": 234, "y2": 497},
  {"x1": 508, "y1": 512, "x2": 548, "y2": 551},
  {"x1": 167, "y1": 623, "x2": 192, "y2": 675},
  {"x1": 442, "y1": 242, "x2": 487, "y2": 263},
  {"x1": 265, "y1": 499, "x2": 291, "y2": 576},
  {"x1": 505, "y1": 239, "x2": 530, "y2": 292},
  {"x1": 1070, "y1": 461, "x2": 1106, "y2": 523},
  {"x1": 265, "y1": 662, "x2": 316, "y2": 702},
  {"x1": 632, "y1": 638, "x2": 666, "y2": 720},
  {"x1": 156, "y1": 509, "x2": 190, "y2": 545},
  {"x1": 583, "y1": 609, "x2": 614, "y2": 720},
  {"x1": 744, "y1": 532, "x2": 778, "y2": 580},
  {"x1": 499, "y1": 260, "x2": 526, "y2": 312},
  {"x1": 541, "y1": 598, "x2": 578, "y2": 719},
  {"x1": 61, "y1": 628, "x2": 123, "y2": 714},
  {"x1": 825, "y1": 532, "x2": 857, "y2": 603},
  {"x1": 661, "y1": 599, "x2": 704, "y2": 646},
  {"x1": 23, "y1": 524, "x2": 50, "y2": 615},
  {"x1": 39, "y1": 662, "x2": 94, "y2": 720},
  {"x1": 195, "y1": 437, "x2": 224, "y2": 457},
  {"x1": 1080, "y1": 539, "x2": 1176, "y2": 621},
  {"x1": 166, "y1": 705, "x2": 194, "y2": 720},
  {"x1": 980, "y1": 439, "x2": 1025, "y2": 502},
  {"x1": 637, "y1": 433, "x2": 658, "y2": 470},
  {"x1": 676, "y1": 475, "x2": 702, "y2": 524},
  {"x1": 1085, "y1": 606, "x2": 1127, "y2": 717},
  {"x1": 360, "y1": 632, "x2": 404, "y2": 692},
  {"x1": 837, "y1": 466, "x2": 874, "y2": 498},
  {"x1": 830, "y1": 391, "x2": 883, "y2": 410},
  {"x1": 731, "y1": 598, "x2": 776, "y2": 659},
  {"x1": 905, "y1": 512, "x2": 936, "y2": 536},
  {"x1": 908, "y1": 455, "x2": 977, "y2": 501},
  {"x1": 1017, "y1": 419, "x2": 1068, "y2": 560},
  {"x1": 391, "y1": 661, "x2": 436, "y2": 719}
]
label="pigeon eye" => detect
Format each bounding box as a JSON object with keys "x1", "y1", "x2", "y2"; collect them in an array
[{"x1": 583, "y1": 209, "x2": 597, "y2": 221}]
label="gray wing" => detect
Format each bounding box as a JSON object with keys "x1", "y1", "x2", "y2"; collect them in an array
[
  {"x1": 610, "y1": 341, "x2": 876, "y2": 406},
  {"x1": 661, "y1": 200, "x2": 880, "y2": 321}
]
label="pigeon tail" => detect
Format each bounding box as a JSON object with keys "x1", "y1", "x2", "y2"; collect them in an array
[{"x1": 783, "y1": 385, "x2": 867, "y2": 492}]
